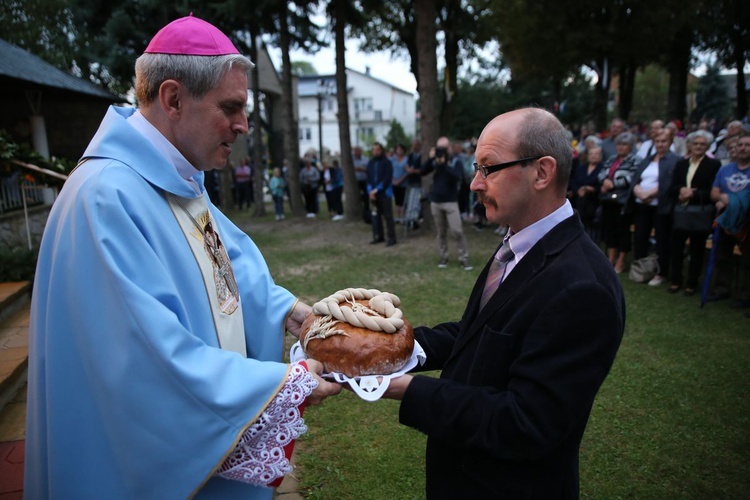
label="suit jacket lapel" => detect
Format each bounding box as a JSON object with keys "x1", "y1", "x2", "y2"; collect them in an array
[{"x1": 450, "y1": 215, "x2": 584, "y2": 359}]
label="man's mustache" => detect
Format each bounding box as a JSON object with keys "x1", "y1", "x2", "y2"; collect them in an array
[{"x1": 476, "y1": 192, "x2": 497, "y2": 209}]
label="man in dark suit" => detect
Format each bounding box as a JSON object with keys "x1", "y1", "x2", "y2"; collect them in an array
[
  {"x1": 383, "y1": 108, "x2": 626, "y2": 498},
  {"x1": 367, "y1": 142, "x2": 397, "y2": 246}
]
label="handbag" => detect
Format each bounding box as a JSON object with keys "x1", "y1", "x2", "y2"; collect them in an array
[
  {"x1": 599, "y1": 191, "x2": 621, "y2": 204},
  {"x1": 673, "y1": 204, "x2": 714, "y2": 233},
  {"x1": 629, "y1": 254, "x2": 659, "y2": 283}
]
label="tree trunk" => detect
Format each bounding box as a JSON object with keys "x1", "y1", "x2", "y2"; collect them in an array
[
  {"x1": 402, "y1": 2, "x2": 419, "y2": 90},
  {"x1": 592, "y1": 57, "x2": 610, "y2": 133},
  {"x1": 618, "y1": 59, "x2": 637, "y2": 122},
  {"x1": 439, "y1": 0, "x2": 459, "y2": 136},
  {"x1": 279, "y1": 11, "x2": 304, "y2": 216},
  {"x1": 249, "y1": 32, "x2": 266, "y2": 216},
  {"x1": 730, "y1": 31, "x2": 748, "y2": 119},
  {"x1": 332, "y1": 0, "x2": 360, "y2": 222},
  {"x1": 416, "y1": 0, "x2": 439, "y2": 230},
  {"x1": 666, "y1": 27, "x2": 691, "y2": 124}
]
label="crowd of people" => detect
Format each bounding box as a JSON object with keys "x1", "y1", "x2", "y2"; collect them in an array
[
  {"x1": 227, "y1": 114, "x2": 749, "y2": 312},
  {"x1": 567, "y1": 117, "x2": 750, "y2": 318}
]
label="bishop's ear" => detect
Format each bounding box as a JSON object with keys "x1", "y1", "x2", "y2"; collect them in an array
[{"x1": 158, "y1": 79, "x2": 183, "y2": 119}]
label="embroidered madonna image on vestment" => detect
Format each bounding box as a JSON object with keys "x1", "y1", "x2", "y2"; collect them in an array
[{"x1": 193, "y1": 211, "x2": 240, "y2": 314}]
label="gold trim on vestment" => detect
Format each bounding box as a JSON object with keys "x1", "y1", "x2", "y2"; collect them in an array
[{"x1": 189, "y1": 363, "x2": 293, "y2": 497}]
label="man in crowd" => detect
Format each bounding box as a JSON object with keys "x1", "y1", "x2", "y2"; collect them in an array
[
  {"x1": 383, "y1": 108, "x2": 625, "y2": 498},
  {"x1": 600, "y1": 117, "x2": 626, "y2": 161},
  {"x1": 421, "y1": 136, "x2": 472, "y2": 270},
  {"x1": 710, "y1": 120, "x2": 745, "y2": 164},
  {"x1": 709, "y1": 132, "x2": 750, "y2": 313},
  {"x1": 367, "y1": 142, "x2": 397, "y2": 246},
  {"x1": 25, "y1": 15, "x2": 341, "y2": 498},
  {"x1": 636, "y1": 119, "x2": 666, "y2": 159}
]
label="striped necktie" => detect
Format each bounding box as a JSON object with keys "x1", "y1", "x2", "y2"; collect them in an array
[{"x1": 480, "y1": 243, "x2": 515, "y2": 310}]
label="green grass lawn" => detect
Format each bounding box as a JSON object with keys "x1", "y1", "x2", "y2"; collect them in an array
[{"x1": 230, "y1": 204, "x2": 749, "y2": 499}]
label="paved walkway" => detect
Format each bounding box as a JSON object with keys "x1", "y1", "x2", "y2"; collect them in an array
[{"x1": 0, "y1": 281, "x2": 29, "y2": 500}]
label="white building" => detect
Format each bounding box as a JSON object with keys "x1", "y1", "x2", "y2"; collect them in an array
[{"x1": 297, "y1": 68, "x2": 416, "y2": 157}]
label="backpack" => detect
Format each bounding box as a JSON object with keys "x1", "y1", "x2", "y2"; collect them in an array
[{"x1": 629, "y1": 254, "x2": 659, "y2": 283}]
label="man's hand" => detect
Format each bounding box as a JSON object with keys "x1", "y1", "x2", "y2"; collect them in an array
[
  {"x1": 305, "y1": 359, "x2": 343, "y2": 405},
  {"x1": 286, "y1": 300, "x2": 312, "y2": 339},
  {"x1": 380, "y1": 374, "x2": 413, "y2": 400}
]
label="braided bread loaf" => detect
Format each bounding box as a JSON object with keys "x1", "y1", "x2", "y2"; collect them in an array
[{"x1": 299, "y1": 288, "x2": 414, "y2": 377}]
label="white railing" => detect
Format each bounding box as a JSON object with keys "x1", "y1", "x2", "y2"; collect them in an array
[{"x1": 0, "y1": 173, "x2": 44, "y2": 213}]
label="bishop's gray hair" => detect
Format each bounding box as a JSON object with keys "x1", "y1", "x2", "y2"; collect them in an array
[{"x1": 135, "y1": 53, "x2": 253, "y2": 106}]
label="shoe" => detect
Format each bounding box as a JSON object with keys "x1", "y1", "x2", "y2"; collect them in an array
[
  {"x1": 648, "y1": 275, "x2": 664, "y2": 286},
  {"x1": 461, "y1": 263, "x2": 474, "y2": 271},
  {"x1": 614, "y1": 265, "x2": 625, "y2": 274},
  {"x1": 332, "y1": 214, "x2": 345, "y2": 221},
  {"x1": 705, "y1": 292, "x2": 730, "y2": 302},
  {"x1": 437, "y1": 260, "x2": 448, "y2": 269},
  {"x1": 370, "y1": 238, "x2": 385, "y2": 244},
  {"x1": 667, "y1": 285, "x2": 681, "y2": 294},
  {"x1": 306, "y1": 213, "x2": 316, "y2": 218},
  {"x1": 684, "y1": 288, "x2": 696, "y2": 296},
  {"x1": 729, "y1": 299, "x2": 750, "y2": 309},
  {"x1": 386, "y1": 240, "x2": 397, "y2": 247}
]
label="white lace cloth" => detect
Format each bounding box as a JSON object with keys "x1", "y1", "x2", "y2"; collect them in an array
[{"x1": 216, "y1": 362, "x2": 318, "y2": 486}]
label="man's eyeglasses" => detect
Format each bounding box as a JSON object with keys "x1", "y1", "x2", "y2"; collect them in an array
[{"x1": 473, "y1": 156, "x2": 543, "y2": 178}]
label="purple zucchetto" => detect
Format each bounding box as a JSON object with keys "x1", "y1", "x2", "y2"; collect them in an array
[{"x1": 144, "y1": 13, "x2": 240, "y2": 56}]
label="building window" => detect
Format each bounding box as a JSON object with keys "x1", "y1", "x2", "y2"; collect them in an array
[
  {"x1": 354, "y1": 97, "x2": 373, "y2": 112},
  {"x1": 374, "y1": 110, "x2": 382, "y2": 121},
  {"x1": 299, "y1": 128, "x2": 311, "y2": 141},
  {"x1": 358, "y1": 127, "x2": 374, "y2": 141}
]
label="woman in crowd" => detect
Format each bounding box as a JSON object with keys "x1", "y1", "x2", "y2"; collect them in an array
[
  {"x1": 299, "y1": 159, "x2": 320, "y2": 218},
  {"x1": 569, "y1": 146, "x2": 604, "y2": 240},
  {"x1": 667, "y1": 131, "x2": 722, "y2": 295},
  {"x1": 323, "y1": 159, "x2": 345, "y2": 221},
  {"x1": 269, "y1": 166, "x2": 287, "y2": 221},
  {"x1": 577, "y1": 134, "x2": 602, "y2": 165},
  {"x1": 628, "y1": 130, "x2": 681, "y2": 286},
  {"x1": 599, "y1": 132, "x2": 640, "y2": 273}
]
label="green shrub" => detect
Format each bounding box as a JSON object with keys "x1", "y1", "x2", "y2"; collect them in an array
[{"x1": 0, "y1": 247, "x2": 38, "y2": 281}]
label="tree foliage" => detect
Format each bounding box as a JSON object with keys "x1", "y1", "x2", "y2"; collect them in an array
[
  {"x1": 629, "y1": 64, "x2": 669, "y2": 124},
  {"x1": 384, "y1": 119, "x2": 411, "y2": 151},
  {"x1": 291, "y1": 60, "x2": 318, "y2": 75},
  {"x1": 696, "y1": 0, "x2": 750, "y2": 118},
  {"x1": 690, "y1": 65, "x2": 732, "y2": 124},
  {"x1": 5, "y1": 0, "x2": 749, "y2": 180},
  {"x1": 0, "y1": 0, "x2": 78, "y2": 71}
]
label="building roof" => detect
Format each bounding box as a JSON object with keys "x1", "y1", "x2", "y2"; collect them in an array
[
  {"x1": 0, "y1": 38, "x2": 120, "y2": 101},
  {"x1": 297, "y1": 75, "x2": 338, "y2": 98},
  {"x1": 297, "y1": 68, "x2": 414, "y2": 98}
]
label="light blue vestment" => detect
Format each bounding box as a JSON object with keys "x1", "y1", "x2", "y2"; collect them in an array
[{"x1": 25, "y1": 106, "x2": 296, "y2": 498}]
